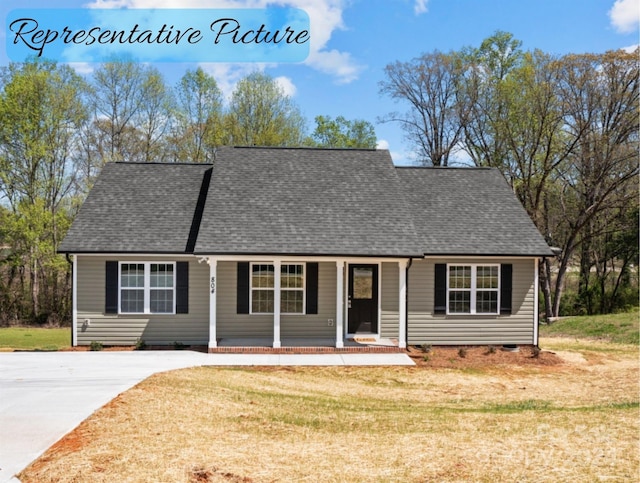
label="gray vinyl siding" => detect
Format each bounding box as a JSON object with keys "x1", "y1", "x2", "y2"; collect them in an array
[
  {"x1": 76, "y1": 255, "x2": 209, "y2": 346},
  {"x1": 407, "y1": 258, "x2": 536, "y2": 345},
  {"x1": 380, "y1": 262, "x2": 399, "y2": 338},
  {"x1": 217, "y1": 261, "x2": 336, "y2": 339}
]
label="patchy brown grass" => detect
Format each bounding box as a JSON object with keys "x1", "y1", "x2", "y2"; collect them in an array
[{"x1": 20, "y1": 340, "x2": 639, "y2": 483}]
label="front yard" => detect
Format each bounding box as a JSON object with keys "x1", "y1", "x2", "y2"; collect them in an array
[{"x1": 19, "y1": 336, "x2": 639, "y2": 482}]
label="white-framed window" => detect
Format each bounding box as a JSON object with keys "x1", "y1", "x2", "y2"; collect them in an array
[
  {"x1": 119, "y1": 262, "x2": 175, "y2": 314},
  {"x1": 447, "y1": 264, "x2": 499, "y2": 315},
  {"x1": 250, "y1": 263, "x2": 305, "y2": 314}
]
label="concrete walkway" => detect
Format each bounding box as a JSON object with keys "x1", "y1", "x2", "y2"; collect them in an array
[{"x1": 0, "y1": 351, "x2": 413, "y2": 482}]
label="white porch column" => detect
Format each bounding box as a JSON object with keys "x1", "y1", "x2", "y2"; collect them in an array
[
  {"x1": 72, "y1": 254, "x2": 77, "y2": 347},
  {"x1": 398, "y1": 259, "x2": 408, "y2": 349},
  {"x1": 208, "y1": 258, "x2": 217, "y2": 349},
  {"x1": 534, "y1": 257, "x2": 540, "y2": 346},
  {"x1": 273, "y1": 260, "x2": 281, "y2": 348},
  {"x1": 335, "y1": 260, "x2": 345, "y2": 348}
]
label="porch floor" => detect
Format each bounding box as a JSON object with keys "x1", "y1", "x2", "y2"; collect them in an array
[{"x1": 210, "y1": 337, "x2": 401, "y2": 353}]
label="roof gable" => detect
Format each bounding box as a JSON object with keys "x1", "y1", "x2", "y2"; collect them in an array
[
  {"x1": 194, "y1": 147, "x2": 423, "y2": 257},
  {"x1": 396, "y1": 167, "x2": 553, "y2": 256},
  {"x1": 58, "y1": 162, "x2": 212, "y2": 254}
]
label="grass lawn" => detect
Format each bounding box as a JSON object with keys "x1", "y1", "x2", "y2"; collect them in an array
[
  {"x1": 539, "y1": 308, "x2": 639, "y2": 345},
  {"x1": 19, "y1": 338, "x2": 639, "y2": 482},
  {"x1": 0, "y1": 327, "x2": 70, "y2": 351}
]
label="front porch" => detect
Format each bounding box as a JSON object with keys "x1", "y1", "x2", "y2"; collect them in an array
[
  {"x1": 208, "y1": 337, "x2": 402, "y2": 353},
  {"x1": 204, "y1": 256, "x2": 410, "y2": 351}
]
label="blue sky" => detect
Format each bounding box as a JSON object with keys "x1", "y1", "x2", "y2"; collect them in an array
[{"x1": 1, "y1": 0, "x2": 638, "y2": 165}]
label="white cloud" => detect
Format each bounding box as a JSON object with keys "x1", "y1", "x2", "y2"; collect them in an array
[
  {"x1": 376, "y1": 139, "x2": 389, "y2": 150},
  {"x1": 609, "y1": 0, "x2": 640, "y2": 33},
  {"x1": 84, "y1": 0, "x2": 363, "y2": 83},
  {"x1": 622, "y1": 43, "x2": 639, "y2": 52},
  {"x1": 67, "y1": 62, "x2": 95, "y2": 75},
  {"x1": 305, "y1": 49, "x2": 363, "y2": 84},
  {"x1": 414, "y1": 0, "x2": 429, "y2": 15},
  {"x1": 274, "y1": 76, "x2": 297, "y2": 97}
]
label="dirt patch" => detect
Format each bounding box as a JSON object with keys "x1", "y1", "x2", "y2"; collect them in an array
[{"x1": 407, "y1": 344, "x2": 564, "y2": 369}]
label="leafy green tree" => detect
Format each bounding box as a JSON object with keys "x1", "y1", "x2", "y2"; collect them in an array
[
  {"x1": 0, "y1": 60, "x2": 87, "y2": 321},
  {"x1": 308, "y1": 115, "x2": 377, "y2": 148},
  {"x1": 137, "y1": 68, "x2": 173, "y2": 163},
  {"x1": 224, "y1": 72, "x2": 306, "y2": 146},
  {"x1": 171, "y1": 67, "x2": 223, "y2": 163},
  {"x1": 87, "y1": 60, "x2": 171, "y2": 165}
]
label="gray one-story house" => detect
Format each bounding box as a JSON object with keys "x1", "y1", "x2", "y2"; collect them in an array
[{"x1": 59, "y1": 146, "x2": 553, "y2": 350}]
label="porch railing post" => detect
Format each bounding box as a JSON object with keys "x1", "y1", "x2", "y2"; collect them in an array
[
  {"x1": 208, "y1": 257, "x2": 217, "y2": 349},
  {"x1": 273, "y1": 260, "x2": 281, "y2": 348},
  {"x1": 398, "y1": 259, "x2": 408, "y2": 349}
]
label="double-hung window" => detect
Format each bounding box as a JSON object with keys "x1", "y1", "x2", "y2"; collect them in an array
[
  {"x1": 119, "y1": 262, "x2": 175, "y2": 314},
  {"x1": 250, "y1": 263, "x2": 304, "y2": 314},
  {"x1": 447, "y1": 264, "x2": 499, "y2": 315}
]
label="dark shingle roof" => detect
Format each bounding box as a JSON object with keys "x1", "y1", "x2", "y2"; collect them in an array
[
  {"x1": 396, "y1": 167, "x2": 553, "y2": 256},
  {"x1": 59, "y1": 148, "x2": 551, "y2": 257},
  {"x1": 194, "y1": 147, "x2": 423, "y2": 257},
  {"x1": 58, "y1": 162, "x2": 212, "y2": 253}
]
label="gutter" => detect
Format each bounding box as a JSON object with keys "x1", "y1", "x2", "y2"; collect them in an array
[{"x1": 65, "y1": 253, "x2": 74, "y2": 348}]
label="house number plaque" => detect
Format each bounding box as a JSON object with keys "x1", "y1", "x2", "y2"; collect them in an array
[{"x1": 210, "y1": 276, "x2": 216, "y2": 294}]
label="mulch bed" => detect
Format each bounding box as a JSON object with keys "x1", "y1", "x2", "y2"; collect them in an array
[{"x1": 406, "y1": 344, "x2": 564, "y2": 368}]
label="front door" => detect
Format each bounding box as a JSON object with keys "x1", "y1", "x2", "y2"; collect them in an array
[{"x1": 348, "y1": 264, "x2": 378, "y2": 334}]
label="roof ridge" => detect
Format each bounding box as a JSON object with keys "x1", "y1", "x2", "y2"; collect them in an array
[
  {"x1": 395, "y1": 165, "x2": 495, "y2": 170},
  {"x1": 231, "y1": 145, "x2": 379, "y2": 152},
  {"x1": 114, "y1": 161, "x2": 214, "y2": 166}
]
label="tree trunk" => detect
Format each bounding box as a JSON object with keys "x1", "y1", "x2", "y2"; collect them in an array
[
  {"x1": 540, "y1": 259, "x2": 554, "y2": 321},
  {"x1": 30, "y1": 250, "x2": 39, "y2": 320}
]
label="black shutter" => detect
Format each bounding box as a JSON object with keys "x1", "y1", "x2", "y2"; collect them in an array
[
  {"x1": 305, "y1": 262, "x2": 319, "y2": 314},
  {"x1": 105, "y1": 261, "x2": 118, "y2": 314},
  {"x1": 176, "y1": 262, "x2": 189, "y2": 314},
  {"x1": 434, "y1": 263, "x2": 447, "y2": 314},
  {"x1": 500, "y1": 264, "x2": 513, "y2": 315},
  {"x1": 237, "y1": 262, "x2": 250, "y2": 314}
]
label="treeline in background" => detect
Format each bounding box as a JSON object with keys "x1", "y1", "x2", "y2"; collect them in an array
[{"x1": 0, "y1": 31, "x2": 637, "y2": 325}]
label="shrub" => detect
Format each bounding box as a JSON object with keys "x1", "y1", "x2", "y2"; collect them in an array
[
  {"x1": 486, "y1": 345, "x2": 497, "y2": 354},
  {"x1": 135, "y1": 338, "x2": 147, "y2": 351},
  {"x1": 458, "y1": 347, "x2": 467, "y2": 358},
  {"x1": 89, "y1": 340, "x2": 103, "y2": 351},
  {"x1": 173, "y1": 341, "x2": 187, "y2": 350},
  {"x1": 420, "y1": 343, "x2": 432, "y2": 353}
]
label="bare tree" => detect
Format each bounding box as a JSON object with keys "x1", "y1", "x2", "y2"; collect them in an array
[
  {"x1": 380, "y1": 51, "x2": 466, "y2": 166},
  {"x1": 549, "y1": 50, "x2": 639, "y2": 317}
]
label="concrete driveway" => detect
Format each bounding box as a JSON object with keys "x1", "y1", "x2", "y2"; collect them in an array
[{"x1": 0, "y1": 350, "x2": 413, "y2": 482}]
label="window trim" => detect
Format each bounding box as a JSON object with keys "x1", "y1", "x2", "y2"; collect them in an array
[
  {"x1": 118, "y1": 262, "x2": 176, "y2": 315},
  {"x1": 249, "y1": 262, "x2": 306, "y2": 315},
  {"x1": 446, "y1": 263, "x2": 500, "y2": 315}
]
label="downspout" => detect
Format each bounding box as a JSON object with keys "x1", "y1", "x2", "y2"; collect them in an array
[
  {"x1": 405, "y1": 258, "x2": 413, "y2": 349},
  {"x1": 65, "y1": 253, "x2": 74, "y2": 347}
]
